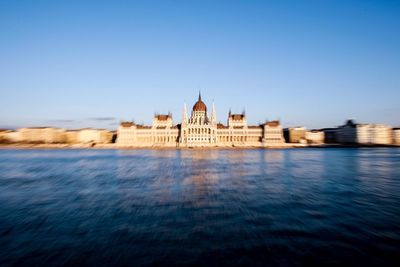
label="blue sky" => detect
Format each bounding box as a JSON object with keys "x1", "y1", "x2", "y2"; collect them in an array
[{"x1": 1, "y1": 0, "x2": 399, "y2": 129}]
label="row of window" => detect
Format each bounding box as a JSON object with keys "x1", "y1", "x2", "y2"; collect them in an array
[
  {"x1": 185, "y1": 128, "x2": 215, "y2": 134},
  {"x1": 187, "y1": 137, "x2": 212, "y2": 142},
  {"x1": 218, "y1": 136, "x2": 260, "y2": 142}
]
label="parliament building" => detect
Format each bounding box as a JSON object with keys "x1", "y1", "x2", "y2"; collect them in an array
[{"x1": 117, "y1": 93, "x2": 285, "y2": 147}]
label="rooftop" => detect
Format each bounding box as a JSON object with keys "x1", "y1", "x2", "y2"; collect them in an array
[
  {"x1": 154, "y1": 114, "x2": 172, "y2": 121},
  {"x1": 120, "y1": 122, "x2": 135, "y2": 127},
  {"x1": 192, "y1": 93, "x2": 207, "y2": 112},
  {"x1": 265, "y1": 120, "x2": 280, "y2": 127},
  {"x1": 217, "y1": 123, "x2": 227, "y2": 129},
  {"x1": 229, "y1": 114, "x2": 245, "y2": 120}
]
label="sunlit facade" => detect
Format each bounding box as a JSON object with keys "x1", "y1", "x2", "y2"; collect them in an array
[
  {"x1": 305, "y1": 130, "x2": 325, "y2": 144},
  {"x1": 77, "y1": 128, "x2": 114, "y2": 144},
  {"x1": 12, "y1": 128, "x2": 113, "y2": 144},
  {"x1": 283, "y1": 127, "x2": 306, "y2": 143},
  {"x1": 337, "y1": 120, "x2": 393, "y2": 145},
  {"x1": 117, "y1": 94, "x2": 285, "y2": 147},
  {"x1": 18, "y1": 127, "x2": 66, "y2": 143},
  {"x1": 0, "y1": 130, "x2": 21, "y2": 143}
]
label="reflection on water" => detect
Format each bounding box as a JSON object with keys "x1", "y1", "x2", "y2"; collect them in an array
[{"x1": 0, "y1": 148, "x2": 400, "y2": 266}]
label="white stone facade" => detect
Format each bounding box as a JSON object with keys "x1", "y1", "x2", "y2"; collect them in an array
[
  {"x1": 18, "y1": 127, "x2": 66, "y2": 143},
  {"x1": 375, "y1": 125, "x2": 393, "y2": 145},
  {"x1": 117, "y1": 94, "x2": 286, "y2": 147},
  {"x1": 65, "y1": 131, "x2": 79, "y2": 144},
  {"x1": 0, "y1": 130, "x2": 21, "y2": 143},
  {"x1": 179, "y1": 95, "x2": 218, "y2": 146},
  {"x1": 285, "y1": 127, "x2": 306, "y2": 143},
  {"x1": 337, "y1": 120, "x2": 393, "y2": 145},
  {"x1": 2, "y1": 128, "x2": 112, "y2": 145},
  {"x1": 306, "y1": 131, "x2": 325, "y2": 144},
  {"x1": 262, "y1": 121, "x2": 285, "y2": 145},
  {"x1": 77, "y1": 129, "x2": 113, "y2": 144},
  {"x1": 117, "y1": 121, "x2": 179, "y2": 147}
]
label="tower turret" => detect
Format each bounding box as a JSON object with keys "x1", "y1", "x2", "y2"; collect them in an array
[
  {"x1": 182, "y1": 102, "x2": 188, "y2": 125},
  {"x1": 210, "y1": 101, "x2": 217, "y2": 125}
]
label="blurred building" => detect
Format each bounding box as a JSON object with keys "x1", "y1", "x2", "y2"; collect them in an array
[
  {"x1": 117, "y1": 93, "x2": 285, "y2": 147},
  {"x1": 214, "y1": 111, "x2": 267, "y2": 146},
  {"x1": 320, "y1": 128, "x2": 338, "y2": 143},
  {"x1": 65, "y1": 130, "x2": 79, "y2": 144},
  {"x1": 367, "y1": 124, "x2": 392, "y2": 145},
  {"x1": 337, "y1": 120, "x2": 392, "y2": 145},
  {"x1": 305, "y1": 130, "x2": 325, "y2": 144},
  {"x1": 262, "y1": 121, "x2": 285, "y2": 145},
  {"x1": 337, "y1": 120, "x2": 358, "y2": 144},
  {"x1": 1, "y1": 130, "x2": 12, "y2": 143},
  {"x1": 283, "y1": 127, "x2": 306, "y2": 143},
  {"x1": 18, "y1": 127, "x2": 66, "y2": 143},
  {"x1": 392, "y1": 128, "x2": 400, "y2": 145},
  {"x1": 116, "y1": 122, "x2": 136, "y2": 146},
  {"x1": 0, "y1": 130, "x2": 21, "y2": 143},
  {"x1": 77, "y1": 129, "x2": 113, "y2": 144}
]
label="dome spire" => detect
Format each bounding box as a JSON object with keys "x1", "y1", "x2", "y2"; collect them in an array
[{"x1": 192, "y1": 92, "x2": 207, "y2": 112}]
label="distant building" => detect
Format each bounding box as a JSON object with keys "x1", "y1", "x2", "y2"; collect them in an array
[
  {"x1": 0, "y1": 130, "x2": 21, "y2": 143},
  {"x1": 116, "y1": 122, "x2": 136, "y2": 146},
  {"x1": 180, "y1": 95, "x2": 217, "y2": 146},
  {"x1": 392, "y1": 128, "x2": 400, "y2": 145},
  {"x1": 337, "y1": 120, "x2": 358, "y2": 144},
  {"x1": 320, "y1": 128, "x2": 338, "y2": 143},
  {"x1": 376, "y1": 125, "x2": 393, "y2": 145},
  {"x1": 306, "y1": 130, "x2": 325, "y2": 144},
  {"x1": 0, "y1": 130, "x2": 11, "y2": 143},
  {"x1": 7, "y1": 131, "x2": 21, "y2": 142},
  {"x1": 337, "y1": 120, "x2": 392, "y2": 145},
  {"x1": 77, "y1": 129, "x2": 113, "y2": 144},
  {"x1": 262, "y1": 121, "x2": 285, "y2": 145},
  {"x1": 117, "y1": 117, "x2": 179, "y2": 147},
  {"x1": 283, "y1": 127, "x2": 306, "y2": 143},
  {"x1": 216, "y1": 111, "x2": 266, "y2": 146},
  {"x1": 357, "y1": 123, "x2": 392, "y2": 145},
  {"x1": 227, "y1": 112, "x2": 247, "y2": 128},
  {"x1": 117, "y1": 93, "x2": 285, "y2": 147},
  {"x1": 65, "y1": 130, "x2": 79, "y2": 144},
  {"x1": 18, "y1": 127, "x2": 66, "y2": 143}
]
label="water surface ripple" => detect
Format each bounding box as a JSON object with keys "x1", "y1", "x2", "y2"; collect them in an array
[{"x1": 0, "y1": 148, "x2": 399, "y2": 266}]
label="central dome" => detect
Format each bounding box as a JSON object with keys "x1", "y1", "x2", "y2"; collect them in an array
[{"x1": 192, "y1": 93, "x2": 207, "y2": 111}]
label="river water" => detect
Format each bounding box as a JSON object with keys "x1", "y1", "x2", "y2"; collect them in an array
[{"x1": 0, "y1": 148, "x2": 399, "y2": 266}]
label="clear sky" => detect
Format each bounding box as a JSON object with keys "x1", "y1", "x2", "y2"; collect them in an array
[{"x1": 1, "y1": 0, "x2": 399, "y2": 130}]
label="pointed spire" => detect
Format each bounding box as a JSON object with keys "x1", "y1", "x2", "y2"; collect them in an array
[
  {"x1": 211, "y1": 101, "x2": 217, "y2": 124},
  {"x1": 182, "y1": 102, "x2": 188, "y2": 125},
  {"x1": 198, "y1": 91, "x2": 201, "y2": 101}
]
